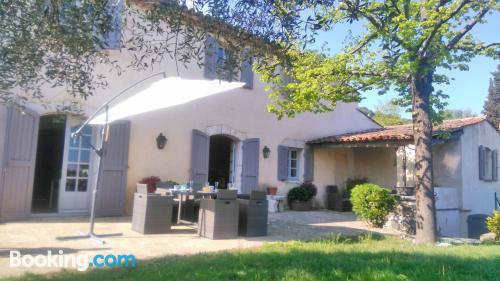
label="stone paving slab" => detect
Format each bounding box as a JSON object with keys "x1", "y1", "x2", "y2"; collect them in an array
[{"x1": 0, "y1": 210, "x2": 394, "y2": 278}]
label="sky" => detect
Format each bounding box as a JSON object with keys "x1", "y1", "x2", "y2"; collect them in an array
[{"x1": 310, "y1": 12, "x2": 500, "y2": 116}]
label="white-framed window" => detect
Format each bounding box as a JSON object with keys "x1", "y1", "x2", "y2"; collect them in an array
[
  {"x1": 288, "y1": 148, "x2": 300, "y2": 180},
  {"x1": 65, "y1": 125, "x2": 92, "y2": 192}
]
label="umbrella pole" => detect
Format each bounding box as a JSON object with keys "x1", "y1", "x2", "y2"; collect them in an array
[
  {"x1": 83, "y1": 105, "x2": 111, "y2": 244},
  {"x1": 57, "y1": 106, "x2": 121, "y2": 244},
  {"x1": 56, "y1": 73, "x2": 168, "y2": 244}
]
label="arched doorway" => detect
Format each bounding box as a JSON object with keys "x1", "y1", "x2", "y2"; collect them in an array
[{"x1": 208, "y1": 135, "x2": 237, "y2": 189}]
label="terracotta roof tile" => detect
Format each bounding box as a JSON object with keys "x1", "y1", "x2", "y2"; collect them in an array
[{"x1": 309, "y1": 117, "x2": 485, "y2": 144}]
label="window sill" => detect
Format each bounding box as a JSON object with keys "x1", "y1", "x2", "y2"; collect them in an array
[{"x1": 285, "y1": 179, "x2": 301, "y2": 184}]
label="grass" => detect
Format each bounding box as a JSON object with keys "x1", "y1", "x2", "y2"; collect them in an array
[{"x1": 6, "y1": 234, "x2": 500, "y2": 281}]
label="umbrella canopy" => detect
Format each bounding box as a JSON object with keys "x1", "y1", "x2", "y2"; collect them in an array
[{"x1": 89, "y1": 77, "x2": 245, "y2": 125}]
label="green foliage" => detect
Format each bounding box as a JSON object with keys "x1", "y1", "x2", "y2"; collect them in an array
[
  {"x1": 487, "y1": 210, "x2": 500, "y2": 239},
  {"x1": 254, "y1": 0, "x2": 500, "y2": 120},
  {"x1": 287, "y1": 183, "x2": 317, "y2": 202},
  {"x1": 0, "y1": 0, "x2": 120, "y2": 105},
  {"x1": 351, "y1": 183, "x2": 396, "y2": 227},
  {"x1": 443, "y1": 109, "x2": 477, "y2": 120},
  {"x1": 371, "y1": 99, "x2": 411, "y2": 126},
  {"x1": 344, "y1": 178, "x2": 368, "y2": 198},
  {"x1": 483, "y1": 66, "x2": 500, "y2": 129},
  {"x1": 300, "y1": 182, "x2": 317, "y2": 197}
]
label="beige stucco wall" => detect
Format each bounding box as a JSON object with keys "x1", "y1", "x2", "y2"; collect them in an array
[
  {"x1": 0, "y1": 105, "x2": 7, "y2": 212},
  {"x1": 121, "y1": 87, "x2": 379, "y2": 213},
  {"x1": 313, "y1": 146, "x2": 397, "y2": 208},
  {"x1": 352, "y1": 147, "x2": 397, "y2": 188},
  {"x1": 459, "y1": 122, "x2": 500, "y2": 236},
  {"x1": 432, "y1": 140, "x2": 462, "y2": 188},
  {"x1": 8, "y1": 15, "x2": 381, "y2": 215},
  {"x1": 313, "y1": 148, "x2": 355, "y2": 207}
]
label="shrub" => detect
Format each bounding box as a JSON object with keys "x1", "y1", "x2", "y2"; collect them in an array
[
  {"x1": 300, "y1": 182, "x2": 317, "y2": 197},
  {"x1": 351, "y1": 183, "x2": 396, "y2": 227},
  {"x1": 288, "y1": 186, "x2": 313, "y2": 202},
  {"x1": 486, "y1": 211, "x2": 500, "y2": 239},
  {"x1": 343, "y1": 178, "x2": 368, "y2": 198}
]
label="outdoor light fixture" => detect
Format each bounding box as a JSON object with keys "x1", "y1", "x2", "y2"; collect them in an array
[
  {"x1": 263, "y1": 146, "x2": 271, "y2": 158},
  {"x1": 156, "y1": 133, "x2": 167, "y2": 149}
]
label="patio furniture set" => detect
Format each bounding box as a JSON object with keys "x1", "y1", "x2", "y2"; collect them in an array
[{"x1": 132, "y1": 184, "x2": 268, "y2": 239}]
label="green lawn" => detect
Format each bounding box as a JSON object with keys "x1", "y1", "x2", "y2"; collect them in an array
[{"x1": 8, "y1": 234, "x2": 500, "y2": 281}]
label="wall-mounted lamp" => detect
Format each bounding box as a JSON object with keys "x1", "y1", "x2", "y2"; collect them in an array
[
  {"x1": 156, "y1": 133, "x2": 167, "y2": 149},
  {"x1": 263, "y1": 146, "x2": 271, "y2": 159}
]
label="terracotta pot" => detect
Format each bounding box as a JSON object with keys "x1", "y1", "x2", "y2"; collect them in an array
[
  {"x1": 290, "y1": 200, "x2": 313, "y2": 211},
  {"x1": 266, "y1": 187, "x2": 278, "y2": 195}
]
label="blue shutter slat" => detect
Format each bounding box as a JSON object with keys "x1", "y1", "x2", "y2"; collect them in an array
[
  {"x1": 241, "y1": 138, "x2": 260, "y2": 194},
  {"x1": 493, "y1": 150, "x2": 498, "y2": 182},
  {"x1": 191, "y1": 129, "x2": 210, "y2": 191},
  {"x1": 479, "y1": 145, "x2": 485, "y2": 180},
  {"x1": 240, "y1": 50, "x2": 253, "y2": 89},
  {"x1": 303, "y1": 146, "x2": 314, "y2": 182},
  {"x1": 204, "y1": 36, "x2": 218, "y2": 79},
  {"x1": 96, "y1": 120, "x2": 130, "y2": 216},
  {"x1": 102, "y1": 0, "x2": 123, "y2": 49},
  {"x1": 277, "y1": 145, "x2": 288, "y2": 181}
]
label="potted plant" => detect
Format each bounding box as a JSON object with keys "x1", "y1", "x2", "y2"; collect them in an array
[
  {"x1": 139, "y1": 176, "x2": 161, "y2": 193},
  {"x1": 266, "y1": 186, "x2": 278, "y2": 195},
  {"x1": 287, "y1": 182, "x2": 317, "y2": 211}
]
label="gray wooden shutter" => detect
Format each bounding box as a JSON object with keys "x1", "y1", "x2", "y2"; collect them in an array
[
  {"x1": 240, "y1": 50, "x2": 253, "y2": 89},
  {"x1": 241, "y1": 138, "x2": 260, "y2": 194},
  {"x1": 493, "y1": 150, "x2": 498, "y2": 182},
  {"x1": 303, "y1": 146, "x2": 314, "y2": 182},
  {"x1": 96, "y1": 120, "x2": 130, "y2": 216},
  {"x1": 277, "y1": 145, "x2": 288, "y2": 181},
  {"x1": 191, "y1": 129, "x2": 209, "y2": 190},
  {"x1": 204, "y1": 36, "x2": 218, "y2": 79},
  {"x1": 479, "y1": 145, "x2": 485, "y2": 180},
  {"x1": 0, "y1": 107, "x2": 39, "y2": 219},
  {"x1": 102, "y1": 0, "x2": 123, "y2": 49}
]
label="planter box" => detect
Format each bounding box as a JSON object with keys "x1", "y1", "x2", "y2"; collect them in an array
[
  {"x1": 238, "y1": 198, "x2": 268, "y2": 237},
  {"x1": 198, "y1": 198, "x2": 239, "y2": 239},
  {"x1": 327, "y1": 193, "x2": 343, "y2": 211},
  {"x1": 290, "y1": 200, "x2": 312, "y2": 211},
  {"x1": 132, "y1": 193, "x2": 173, "y2": 234}
]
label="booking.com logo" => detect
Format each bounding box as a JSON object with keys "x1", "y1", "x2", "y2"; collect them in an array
[{"x1": 10, "y1": 250, "x2": 136, "y2": 271}]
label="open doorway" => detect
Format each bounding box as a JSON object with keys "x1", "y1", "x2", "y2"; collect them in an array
[
  {"x1": 208, "y1": 135, "x2": 235, "y2": 189},
  {"x1": 31, "y1": 115, "x2": 66, "y2": 213}
]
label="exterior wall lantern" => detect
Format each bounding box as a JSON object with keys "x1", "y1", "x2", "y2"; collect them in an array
[
  {"x1": 263, "y1": 146, "x2": 271, "y2": 159},
  {"x1": 156, "y1": 133, "x2": 167, "y2": 149}
]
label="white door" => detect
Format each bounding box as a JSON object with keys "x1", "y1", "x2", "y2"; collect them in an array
[{"x1": 58, "y1": 117, "x2": 93, "y2": 214}]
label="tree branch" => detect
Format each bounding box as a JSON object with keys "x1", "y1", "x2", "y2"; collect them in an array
[
  {"x1": 446, "y1": 6, "x2": 490, "y2": 51},
  {"x1": 349, "y1": 32, "x2": 377, "y2": 54},
  {"x1": 480, "y1": 42, "x2": 500, "y2": 50},
  {"x1": 418, "y1": 0, "x2": 471, "y2": 58}
]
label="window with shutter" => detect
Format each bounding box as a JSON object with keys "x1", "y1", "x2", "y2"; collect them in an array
[
  {"x1": 479, "y1": 145, "x2": 496, "y2": 182},
  {"x1": 204, "y1": 38, "x2": 253, "y2": 84},
  {"x1": 101, "y1": 0, "x2": 123, "y2": 49}
]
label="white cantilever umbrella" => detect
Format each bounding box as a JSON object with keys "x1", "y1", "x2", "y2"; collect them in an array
[
  {"x1": 57, "y1": 73, "x2": 244, "y2": 244},
  {"x1": 89, "y1": 76, "x2": 245, "y2": 125}
]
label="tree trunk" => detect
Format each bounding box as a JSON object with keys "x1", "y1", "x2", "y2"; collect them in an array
[{"x1": 411, "y1": 70, "x2": 437, "y2": 244}]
